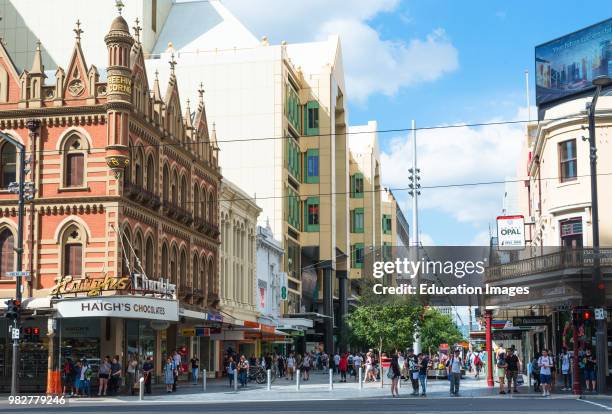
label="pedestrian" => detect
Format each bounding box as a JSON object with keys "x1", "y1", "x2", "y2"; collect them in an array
[
  {"x1": 418, "y1": 353, "x2": 429, "y2": 397},
  {"x1": 164, "y1": 356, "x2": 175, "y2": 393},
  {"x1": 98, "y1": 356, "x2": 111, "y2": 396},
  {"x1": 126, "y1": 354, "x2": 138, "y2": 396},
  {"x1": 390, "y1": 352, "x2": 401, "y2": 398},
  {"x1": 505, "y1": 348, "x2": 521, "y2": 394},
  {"x1": 172, "y1": 350, "x2": 181, "y2": 392},
  {"x1": 538, "y1": 349, "x2": 554, "y2": 397},
  {"x1": 79, "y1": 359, "x2": 92, "y2": 397},
  {"x1": 61, "y1": 358, "x2": 75, "y2": 397},
  {"x1": 334, "y1": 352, "x2": 341, "y2": 374},
  {"x1": 560, "y1": 348, "x2": 571, "y2": 391},
  {"x1": 583, "y1": 349, "x2": 597, "y2": 393},
  {"x1": 364, "y1": 352, "x2": 374, "y2": 382},
  {"x1": 339, "y1": 352, "x2": 349, "y2": 382},
  {"x1": 286, "y1": 352, "x2": 295, "y2": 380},
  {"x1": 227, "y1": 356, "x2": 236, "y2": 388},
  {"x1": 302, "y1": 353, "x2": 311, "y2": 381},
  {"x1": 142, "y1": 356, "x2": 153, "y2": 395},
  {"x1": 238, "y1": 355, "x2": 249, "y2": 387},
  {"x1": 109, "y1": 356, "x2": 122, "y2": 396},
  {"x1": 277, "y1": 353, "x2": 285, "y2": 378},
  {"x1": 73, "y1": 360, "x2": 82, "y2": 397},
  {"x1": 406, "y1": 348, "x2": 419, "y2": 396},
  {"x1": 446, "y1": 349, "x2": 462, "y2": 396},
  {"x1": 353, "y1": 352, "x2": 363, "y2": 381},
  {"x1": 473, "y1": 351, "x2": 482, "y2": 379},
  {"x1": 497, "y1": 352, "x2": 508, "y2": 394},
  {"x1": 190, "y1": 354, "x2": 200, "y2": 385},
  {"x1": 531, "y1": 354, "x2": 541, "y2": 392}
]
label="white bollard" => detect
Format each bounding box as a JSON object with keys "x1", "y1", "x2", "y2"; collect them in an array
[
  {"x1": 381, "y1": 366, "x2": 384, "y2": 388},
  {"x1": 138, "y1": 377, "x2": 144, "y2": 401},
  {"x1": 329, "y1": 368, "x2": 333, "y2": 390},
  {"x1": 296, "y1": 369, "x2": 301, "y2": 391},
  {"x1": 359, "y1": 367, "x2": 363, "y2": 390},
  {"x1": 234, "y1": 369, "x2": 238, "y2": 391},
  {"x1": 202, "y1": 369, "x2": 207, "y2": 392},
  {"x1": 267, "y1": 369, "x2": 271, "y2": 391}
]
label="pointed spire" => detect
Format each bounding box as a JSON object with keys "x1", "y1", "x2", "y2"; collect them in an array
[
  {"x1": 133, "y1": 18, "x2": 142, "y2": 43},
  {"x1": 184, "y1": 98, "x2": 193, "y2": 128},
  {"x1": 30, "y1": 40, "x2": 44, "y2": 74},
  {"x1": 73, "y1": 19, "x2": 84, "y2": 42},
  {"x1": 152, "y1": 69, "x2": 162, "y2": 101},
  {"x1": 211, "y1": 122, "x2": 219, "y2": 150},
  {"x1": 198, "y1": 82, "x2": 205, "y2": 105},
  {"x1": 169, "y1": 52, "x2": 177, "y2": 75}
]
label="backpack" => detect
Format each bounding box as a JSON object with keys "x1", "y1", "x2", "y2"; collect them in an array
[
  {"x1": 227, "y1": 362, "x2": 235, "y2": 375},
  {"x1": 474, "y1": 355, "x2": 481, "y2": 366}
]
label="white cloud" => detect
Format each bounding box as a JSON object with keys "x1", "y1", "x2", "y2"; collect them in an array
[
  {"x1": 419, "y1": 233, "x2": 436, "y2": 246},
  {"x1": 381, "y1": 107, "x2": 529, "y2": 227},
  {"x1": 222, "y1": 0, "x2": 458, "y2": 102}
]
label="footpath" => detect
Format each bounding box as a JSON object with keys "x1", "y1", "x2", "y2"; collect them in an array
[{"x1": 67, "y1": 370, "x2": 612, "y2": 404}]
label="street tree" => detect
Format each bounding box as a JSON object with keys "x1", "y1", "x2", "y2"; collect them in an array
[{"x1": 419, "y1": 308, "x2": 464, "y2": 355}]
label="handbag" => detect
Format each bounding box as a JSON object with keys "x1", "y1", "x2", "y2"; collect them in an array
[
  {"x1": 412, "y1": 371, "x2": 419, "y2": 380},
  {"x1": 516, "y1": 374, "x2": 524, "y2": 386},
  {"x1": 386, "y1": 368, "x2": 394, "y2": 379}
]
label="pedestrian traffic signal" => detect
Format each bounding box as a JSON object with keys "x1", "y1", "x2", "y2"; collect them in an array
[
  {"x1": 572, "y1": 307, "x2": 593, "y2": 326},
  {"x1": 5, "y1": 299, "x2": 21, "y2": 319}
]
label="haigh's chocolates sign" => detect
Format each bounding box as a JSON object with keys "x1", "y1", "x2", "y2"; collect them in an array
[{"x1": 50, "y1": 273, "x2": 176, "y2": 298}]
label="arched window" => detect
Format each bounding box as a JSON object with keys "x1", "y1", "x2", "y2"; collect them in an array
[
  {"x1": 179, "y1": 249, "x2": 187, "y2": 288},
  {"x1": 135, "y1": 148, "x2": 144, "y2": 187},
  {"x1": 201, "y1": 188, "x2": 207, "y2": 223},
  {"x1": 146, "y1": 155, "x2": 155, "y2": 193},
  {"x1": 192, "y1": 254, "x2": 199, "y2": 289},
  {"x1": 162, "y1": 164, "x2": 169, "y2": 201},
  {"x1": 208, "y1": 190, "x2": 215, "y2": 225},
  {"x1": 193, "y1": 185, "x2": 199, "y2": 218},
  {"x1": 170, "y1": 245, "x2": 178, "y2": 284},
  {"x1": 124, "y1": 143, "x2": 133, "y2": 186},
  {"x1": 63, "y1": 134, "x2": 87, "y2": 188},
  {"x1": 171, "y1": 170, "x2": 178, "y2": 205},
  {"x1": 207, "y1": 257, "x2": 215, "y2": 296},
  {"x1": 121, "y1": 226, "x2": 132, "y2": 277},
  {"x1": 201, "y1": 256, "x2": 207, "y2": 296},
  {"x1": 145, "y1": 236, "x2": 154, "y2": 278},
  {"x1": 62, "y1": 224, "x2": 84, "y2": 278},
  {"x1": 161, "y1": 242, "x2": 168, "y2": 279},
  {"x1": 0, "y1": 142, "x2": 16, "y2": 188},
  {"x1": 180, "y1": 175, "x2": 187, "y2": 209},
  {"x1": 0, "y1": 228, "x2": 15, "y2": 279},
  {"x1": 134, "y1": 231, "x2": 144, "y2": 271}
]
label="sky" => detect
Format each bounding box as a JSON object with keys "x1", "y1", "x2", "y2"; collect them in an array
[{"x1": 222, "y1": 0, "x2": 611, "y2": 246}]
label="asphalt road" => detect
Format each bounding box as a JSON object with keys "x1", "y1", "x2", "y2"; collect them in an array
[{"x1": 1, "y1": 396, "x2": 611, "y2": 414}]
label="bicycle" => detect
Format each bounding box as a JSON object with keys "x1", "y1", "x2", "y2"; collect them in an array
[{"x1": 247, "y1": 366, "x2": 277, "y2": 384}]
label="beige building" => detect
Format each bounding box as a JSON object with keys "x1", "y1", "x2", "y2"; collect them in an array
[{"x1": 219, "y1": 178, "x2": 261, "y2": 356}]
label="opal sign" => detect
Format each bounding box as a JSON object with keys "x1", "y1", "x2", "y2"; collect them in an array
[{"x1": 497, "y1": 215, "x2": 525, "y2": 249}]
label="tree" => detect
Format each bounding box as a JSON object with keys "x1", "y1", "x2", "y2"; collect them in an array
[
  {"x1": 419, "y1": 308, "x2": 464, "y2": 355},
  {"x1": 346, "y1": 302, "x2": 422, "y2": 356}
]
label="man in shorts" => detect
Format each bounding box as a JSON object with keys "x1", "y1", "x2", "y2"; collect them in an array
[{"x1": 538, "y1": 349, "x2": 553, "y2": 396}]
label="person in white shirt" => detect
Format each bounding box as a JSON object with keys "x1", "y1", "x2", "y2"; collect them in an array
[
  {"x1": 353, "y1": 353, "x2": 363, "y2": 381},
  {"x1": 538, "y1": 349, "x2": 553, "y2": 396},
  {"x1": 286, "y1": 353, "x2": 295, "y2": 381},
  {"x1": 334, "y1": 353, "x2": 341, "y2": 374},
  {"x1": 447, "y1": 349, "x2": 463, "y2": 396},
  {"x1": 560, "y1": 348, "x2": 571, "y2": 391}
]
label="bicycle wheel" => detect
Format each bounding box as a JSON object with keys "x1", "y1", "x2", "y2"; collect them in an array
[{"x1": 255, "y1": 370, "x2": 266, "y2": 384}]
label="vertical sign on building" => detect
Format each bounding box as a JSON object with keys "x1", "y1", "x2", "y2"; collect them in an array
[
  {"x1": 496, "y1": 215, "x2": 525, "y2": 250},
  {"x1": 280, "y1": 272, "x2": 288, "y2": 301}
]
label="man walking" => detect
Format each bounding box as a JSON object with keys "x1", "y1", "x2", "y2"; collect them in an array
[
  {"x1": 406, "y1": 348, "x2": 419, "y2": 396},
  {"x1": 447, "y1": 349, "x2": 462, "y2": 396},
  {"x1": 505, "y1": 348, "x2": 521, "y2": 393},
  {"x1": 538, "y1": 349, "x2": 553, "y2": 397}
]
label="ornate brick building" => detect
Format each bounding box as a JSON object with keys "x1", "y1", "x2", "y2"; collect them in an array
[{"x1": 0, "y1": 13, "x2": 220, "y2": 391}]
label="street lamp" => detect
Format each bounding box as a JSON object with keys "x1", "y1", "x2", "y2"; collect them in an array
[{"x1": 586, "y1": 75, "x2": 611, "y2": 395}]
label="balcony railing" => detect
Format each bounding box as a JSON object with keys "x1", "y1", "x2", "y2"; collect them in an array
[
  {"x1": 486, "y1": 248, "x2": 612, "y2": 283},
  {"x1": 124, "y1": 182, "x2": 161, "y2": 210}
]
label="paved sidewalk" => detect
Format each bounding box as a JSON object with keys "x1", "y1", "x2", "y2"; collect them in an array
[{"x1": 65, "y1": 370, "x2": 611, "y2": 404}]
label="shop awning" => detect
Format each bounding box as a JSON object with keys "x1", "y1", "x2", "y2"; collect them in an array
[{"x1": 276, "y1": 317, "x2": 313, "y2": 331}]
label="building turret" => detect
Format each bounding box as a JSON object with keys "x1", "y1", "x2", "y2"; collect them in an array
[{"x1": 104, "y1": 11, "x2": 134, "y2": 178}]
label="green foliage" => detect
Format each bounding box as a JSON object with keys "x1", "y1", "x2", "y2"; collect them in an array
[
  {"x1": 346, "y1": 302, "x2": 423, "y2": 353},
  {"x1": 419, "y1": 308, "x2": 464, "y2": 354}
]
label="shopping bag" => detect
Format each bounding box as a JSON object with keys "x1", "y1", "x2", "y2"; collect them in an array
[{"x1": 516, "y1": 374, "x2": 524, "y2": 386}]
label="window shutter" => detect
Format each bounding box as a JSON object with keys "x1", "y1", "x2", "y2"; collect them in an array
[
  {"x1": 0, "y1": 230, "x2": 14, "y2": 278},
  {"x1": 64, "y1": 244, "x2": 83, "y2": 276},
  {"x1": 67, "y1": 153, "x2": 84, "y2": 187},
  {"x1": 350, "y1": 175, "x2": 355, "y2": 197}
]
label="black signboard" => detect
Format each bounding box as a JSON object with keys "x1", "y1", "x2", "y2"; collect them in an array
[{"x1": 513, "y1": 316, "x2": 550, "y2": 327}]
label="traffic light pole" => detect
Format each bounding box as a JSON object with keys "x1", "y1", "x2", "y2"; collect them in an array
[{"x1": 587, "y1": 97, "x2": 607, "y2": 395}]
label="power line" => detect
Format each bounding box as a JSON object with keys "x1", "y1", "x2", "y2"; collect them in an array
[{"x1": 6, "y1": 112, "x2": 596, "y2": 155}]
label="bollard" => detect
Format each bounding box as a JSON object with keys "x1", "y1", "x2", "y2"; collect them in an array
[
  {"x1": 267, "y1": 369, "x2": 271, "y2": 391},
  {"x1": 329, "y1": 368, "x2": 333, "y2": 390},
  {"x1": 381, "y1": 366, "x2": 384, "y2": 388},
  {"x1": 202, "y1": 369, "x2": 207, "y2": 392},
  {"x1": 234, "y1": 368, "x2": 238, "y2": 391},
  {"x1": 359, "y1": 367, "x2": 363, "y2": 390},
  {"x1": 296, "y1": 369, "x2": 301, "y2": 391},
  {"x1": 138, "y1": 377, "x2": 144, "y2": 401}
]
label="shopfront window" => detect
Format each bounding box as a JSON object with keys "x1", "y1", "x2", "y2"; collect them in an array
[
  {"x1": 125, "y1": 320, "x2": 156, "y2": 365},
  {"x1": 60, "y1": 318, "x2": 101, "y2": 376}
]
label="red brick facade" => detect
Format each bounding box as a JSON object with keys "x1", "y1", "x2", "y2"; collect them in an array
[{"x1": 0, "y1": 16, "x2": 220, "y2": 311}]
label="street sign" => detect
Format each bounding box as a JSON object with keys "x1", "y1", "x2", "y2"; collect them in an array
[
  {"x1": 11, "y1": 328, "x2": 19, "y2": 340},
  {"x1": 280, "y1": 272, "x2": 288, "y2": 301},
  {"x1": 5, "y1": 271, "x2": 30, "y2": 278},
  {"x1": 496, "y1": 215, "x2": 525, "y2": 250},
  {"x1": 594, "y1": 308, "x2": 607, "y2": 320},
  {"x1": 513, "y1": 316, "x2": 550, "y2": 326}
]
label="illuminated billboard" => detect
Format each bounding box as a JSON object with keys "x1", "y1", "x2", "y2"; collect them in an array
[{"x1": 536, "y1": 18, "x2": 612, "y2": 106}]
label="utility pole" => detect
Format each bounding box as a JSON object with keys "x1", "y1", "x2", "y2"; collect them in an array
[
  {"x1": 587, "y1": 76, "x2": 611, "y2": 395},
  {"x1": 3, "y1": 120, "x2": 38, "y2": 396},
  {"x1": 408, "y1": 119, "x2": 421, "y2": 354}
]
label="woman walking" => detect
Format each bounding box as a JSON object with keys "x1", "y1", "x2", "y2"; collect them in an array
[
  {"x1": 286, "y1": 353, "x2": 295, "y2": 380},
  {"x1": 339, "y1": 352, "x2": 349, "y2": 382},
  {"x1": 227, "y1": 356, "x2": 236, "y2": 388},
  {"x1": 390, "y1": 353, "x2": 401, "y2": 397},
  {"x1": 126, "y1": 354, "x2": 138, "y2": 396},
  {"x1": 497, "y1": 352, "x2": 508, "y2": 394},
  {"x1": 164, "y1": 356, "x2": 175, "y2": 393},
  {"x1": 238, "y1": 355, "x2": 249, "y2": 387},
  {"x1": 97, "y1": 356, "x2": 111, "y2": 396}
]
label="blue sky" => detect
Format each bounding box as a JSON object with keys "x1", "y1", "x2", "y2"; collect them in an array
[{"x1": 225, "y1": 0, "x2": 610, "y2": 246}]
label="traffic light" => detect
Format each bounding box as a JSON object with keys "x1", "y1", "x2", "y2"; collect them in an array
[
  {"x1": 5, "y1": 299, "x2": 21, "y2": 319},
  {"x1": 32, "y1": 327, "x2": 40, "y2": 342},
  {"x1": 572, "y1": 307, "x2": 593, "y2": 326},
  {"x1": 23, "y1": 327, "x2": 32, "y2": 342}
]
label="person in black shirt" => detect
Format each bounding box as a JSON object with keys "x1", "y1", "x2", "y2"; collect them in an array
[
  {"x1": 390, "y1": 353, "x2": 401, "y2": 397},
  {"x1": 190, "y1": 355, "x2": 200, "y2": 385},
  {"x1": 505, "y1": 348, "x2": 521, "y2": 393},
  {"x1": 142, "y1": 356, "x2": 153, "y2": 395},
  {"x1": 583, "y1": 349, "x2": 597, "y2": 392},
  {"x1": 418, "y1": 353, "x2": 429, "y2": 397}
]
